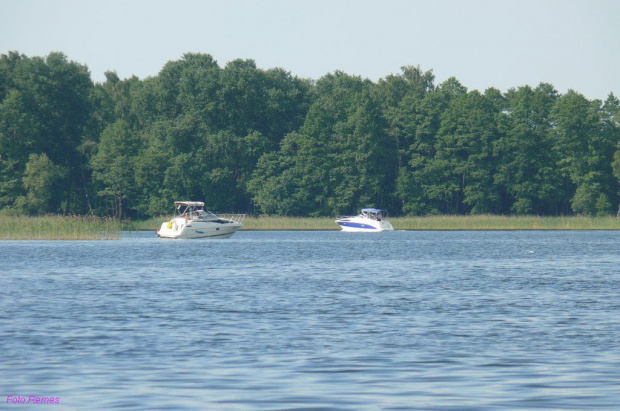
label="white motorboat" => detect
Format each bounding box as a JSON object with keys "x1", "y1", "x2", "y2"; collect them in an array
[
  {"x1": 156, "y1": 201, "x2": 245, "y2": 239},
  {"x1": 335, "y1": 208, "x2": 394, "y2": 232}
]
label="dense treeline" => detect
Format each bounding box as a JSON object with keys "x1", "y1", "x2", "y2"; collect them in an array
[{"x1": 1, "y1": 51, "x2": 619, "y2": 218}]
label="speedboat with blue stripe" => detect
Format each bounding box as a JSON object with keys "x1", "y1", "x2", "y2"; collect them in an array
[{"x1": 335, "y1": 208, "x2": 394, "y2": 232}]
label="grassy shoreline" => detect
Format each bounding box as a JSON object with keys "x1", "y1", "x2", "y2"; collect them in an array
[
  {"x1": 133, "y1": 214, "x2": 620, "y2": 231},
  {"x1": 2, "y1": 215, "x2": 619, "y2": 240},
  {"x1": 390, "y1": 215, "x2": 620, "y2": 230},
  {"x1": 0, "y1": 215, "x2": 122, "y2": 240}
]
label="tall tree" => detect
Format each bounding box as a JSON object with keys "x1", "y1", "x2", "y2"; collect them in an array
[
  {"x1": 91, "y1": 120, "x2": 139, "y2": 218},
  {"x1": 551, "y1": 90, "x2": 616, "y2": 215},
  {"x1": 14, "y1": 153, "x2": 66, "y2": 214},
  {"x1": 495, "y1": 83, "x2": 562, "y2": 214},
  {"x1": 0, "y1": 52, "x2": 93, "y2": 213},
  {"x1": 394, "y1": 78, "x2": 467, "y2": 215},
  {"x1": 426, "y1": 89, "x2": 503, "y2": 214}
]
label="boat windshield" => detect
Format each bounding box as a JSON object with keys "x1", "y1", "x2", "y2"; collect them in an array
[
  {"x1": 176, "y1": 204, "x2": 220, "y2": 220},
  {"x1": 361, "y1": 209, "x2": 388, "y2": 220},
  {"x1": 194, "y1": 210, "x2": 220, "y2": 220}
]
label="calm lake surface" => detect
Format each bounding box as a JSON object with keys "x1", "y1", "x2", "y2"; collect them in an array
[{"x1": 2, "y1": 230, "x2": 620, "y2": 410}]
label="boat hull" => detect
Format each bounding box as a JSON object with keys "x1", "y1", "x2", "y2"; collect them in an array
[
  {"x1": 335, "y1": 218, "x2": 394, "y2": 232},
  {"x1": 157, "y1": 218, "x2": 242, "y2": 239}
]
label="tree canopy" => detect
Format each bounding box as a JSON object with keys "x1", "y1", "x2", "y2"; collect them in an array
[{"x1": 1, "y1": 51, "x2": 619, "y2": 218}]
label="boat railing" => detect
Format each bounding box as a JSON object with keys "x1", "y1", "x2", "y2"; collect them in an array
[{"x1": 218, "y1": 214, "x2": 246, "y2": 223}]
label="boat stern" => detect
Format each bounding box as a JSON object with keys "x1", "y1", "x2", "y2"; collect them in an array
[
  {"x1": 156, "y1": 218, "x2": 185, "y2": 238},
  {"x1": 380, "y1": 220, "x2": 394, "y2": 231}
]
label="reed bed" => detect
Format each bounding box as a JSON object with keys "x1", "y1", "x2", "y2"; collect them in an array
[
  {"x1": 242, "y1": 216, "x2": 337, "y2": 230},
  {"x1": 0, "y1": 215, "x2": 123, "y2": 240},
  {"x1": 127, "y1": 214, "x2": 620, "y2": 232},
  {"x1": 131, "y1": 215, "x2": 337, "y2": 231},
  {"x1": 244, "y1": 214, "x2": 620, "y2": 230},
  {"x1": 391, "y1": 214, "x2": 620, "y2": 230},
  {"x1": 129, "y1": 216, "x2": 167, "y2": 232}
]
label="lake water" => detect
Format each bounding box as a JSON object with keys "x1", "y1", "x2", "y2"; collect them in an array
[{"x1": 2, "y1": 230, "x2": 620, "y2": 409}]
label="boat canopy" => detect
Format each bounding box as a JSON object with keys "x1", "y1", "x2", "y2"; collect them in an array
[
  {"x1": 361, "y1": 208, "x2": 385, "y2": 213},
  {"x1": 174, "y1": 201, "x2": 205, "y2": 207},
  {"x1": 360, "y1": 208, "x2": 388, "y2": 220}
]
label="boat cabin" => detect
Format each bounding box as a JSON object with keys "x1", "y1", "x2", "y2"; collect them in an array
[
  {"x1": 361, "y1": 208, "x2": 388, "y2": 221},
  {"x1": 174, "y1": 201, "x2": 219, "y2": 221}
]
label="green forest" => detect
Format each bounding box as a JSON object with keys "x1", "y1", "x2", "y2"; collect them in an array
[{"x1": 1, "y1": 51, "x2": 619, "y2": 219}]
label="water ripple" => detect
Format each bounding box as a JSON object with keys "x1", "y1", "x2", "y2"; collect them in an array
[{"x1": 2, "y1": 230, "x2": 620, "y2": 408}]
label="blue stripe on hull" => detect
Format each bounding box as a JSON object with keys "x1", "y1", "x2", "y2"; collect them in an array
[{"x1": 337, "y1": 222, "x2": 377, "y2": 229}]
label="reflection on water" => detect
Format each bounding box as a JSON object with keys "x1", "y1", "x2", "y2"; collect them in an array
[{"x1": 1, "y1": 230, "x2": 620, "y2": 409}]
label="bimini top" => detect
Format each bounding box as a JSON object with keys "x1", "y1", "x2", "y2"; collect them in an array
[
  {"x1": 361, "y1": 208, "x2": 385, "y2": 213},
  {"x1": 174, "y1": 201, "x2": 205, "y2": 207}
]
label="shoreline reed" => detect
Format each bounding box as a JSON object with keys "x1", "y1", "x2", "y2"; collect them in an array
[
  {"x1": 131, "y1": 214, "x2": 620, "y2": 232},
  {"x1": 0, "y1": 215, "x2": 123, "y2": 240},
  {"x1": 4, "y1": 215, "x2": 619, "y2": 240}
]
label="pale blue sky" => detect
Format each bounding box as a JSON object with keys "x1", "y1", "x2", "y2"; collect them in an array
[{"x1": 1, "y1": 0, "x2": 618, "y2": 100}]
